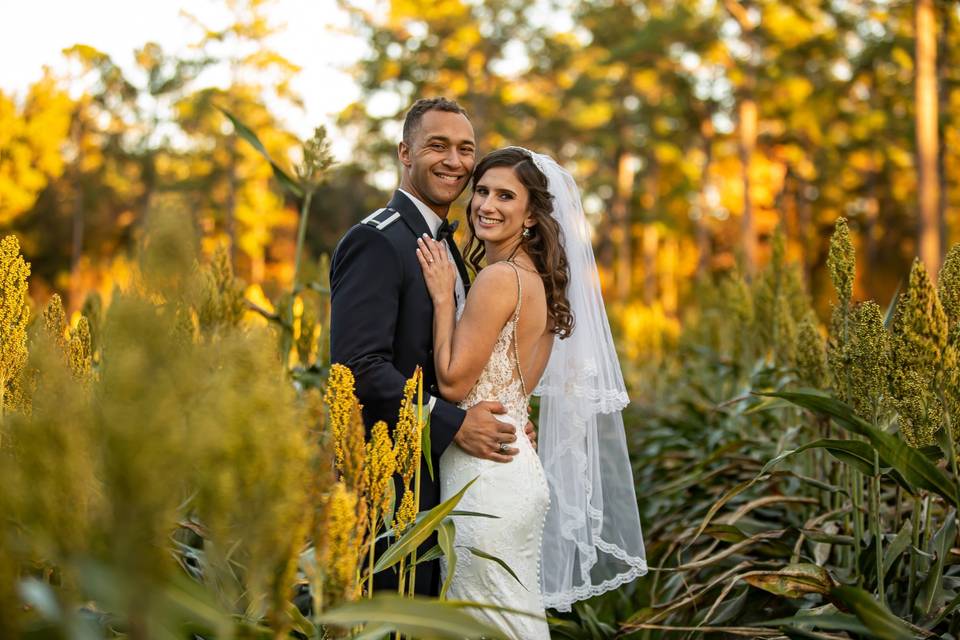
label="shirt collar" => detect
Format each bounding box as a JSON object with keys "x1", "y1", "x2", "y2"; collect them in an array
[{"x1": 398, "y1": 188, "x2": 445, "y2": 237}]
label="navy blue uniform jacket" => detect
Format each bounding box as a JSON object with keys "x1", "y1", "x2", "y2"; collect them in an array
[{"x1": 329, "y1": 190, "x2": 471, "y2": 595}]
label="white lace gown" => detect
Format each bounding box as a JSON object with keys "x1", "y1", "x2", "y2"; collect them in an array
[{"x1": 439, "y1": 262, "x2": 552, "y2": 640}]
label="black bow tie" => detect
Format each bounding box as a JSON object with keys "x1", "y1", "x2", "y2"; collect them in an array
[{"x1": 436, "y1": 218, "x2": 459, "y2": 242}]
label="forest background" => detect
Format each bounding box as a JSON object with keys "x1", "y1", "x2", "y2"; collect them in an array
[{"x1": 4, "y1": 0, "x2": 958, "y2": 354}]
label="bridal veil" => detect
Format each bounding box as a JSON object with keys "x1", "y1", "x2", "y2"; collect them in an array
[{"x1": 510, "y1": 148, "x2": 648, "y2": 612}]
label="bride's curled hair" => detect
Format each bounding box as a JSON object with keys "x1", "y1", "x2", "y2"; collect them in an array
[{"x1": 463, "y1": 147, "x2": 574, "y2": 338}]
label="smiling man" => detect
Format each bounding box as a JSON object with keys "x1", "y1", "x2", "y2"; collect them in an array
[{"x1": 329, "y1": 98, "x2": 529, "y2": 596}]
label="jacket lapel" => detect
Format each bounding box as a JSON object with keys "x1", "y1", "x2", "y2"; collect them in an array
[
  {"x1": 389, "y1": 191, "x2": 432, "y2": 239},
  {"x1": 391, "y1": 191, "x2": 472, "y2": 291}
]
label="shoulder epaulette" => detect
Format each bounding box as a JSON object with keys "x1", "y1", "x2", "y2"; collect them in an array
[{"x1": 361, "y1": 207, "x2": 401, "y2": 230}]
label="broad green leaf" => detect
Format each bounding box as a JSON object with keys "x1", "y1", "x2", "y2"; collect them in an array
[
  {"x1": 702, "y1": 523, "x2": 748, "y2": 543},
  {"x1": 757, "y1": 611, "x2": 870, "y2": 634},
  {"x1": 744, "y1": 395, "x2": 795, "y2": 415},
  {"x1": 287, "y1": 600, "x2": 317, "y2": 637},
  {"x1": 463, "y1": 546, "x2": 525, "y2": 589},
  {"x1": 437, "y1": 520, "x2": 456, "y2": 599},
  {"x1": 763, "y1": 391, "x2": 957, "y2": 506},
  {"x1": 760, "y1": 438, "x2": 880, "y2": 477},
  {"x1": 374, "y1": 476, "x2": 478, "y2": 573},
  {"x1": 882, "y1": 520, "x2": 913, "y2": 578},
  {"x1": 377, "y1": 508, "x2": 497, "y2": 543},
  {"x1": 829, "y1": 586, "x2": 913, "y2": 640},
  {"x1": 413, "y1": 544, "x2": 443, "y2": 566},
  {"x1": 801, "y1": 528, "x2": 853, "y2": 546},
  {"x1": 319, "y1": 595, "x2": 507, "y2": 639},
  {"x1": 217, "y1": 106, "x2": 304, "y2": 198},
  {"x1": 350, "y1": 622, "x2": 395, "y2": 640},
  {"x1": 921, "y1": 509, "x2": 956, "y2": 615},
  {"x1": 422, "y1": 410, "x2": 434, "y2": 481}
]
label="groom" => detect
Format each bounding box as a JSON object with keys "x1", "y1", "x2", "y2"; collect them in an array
[{"x1": 329, "y1": 97, "x2": 534, "y2": 596}]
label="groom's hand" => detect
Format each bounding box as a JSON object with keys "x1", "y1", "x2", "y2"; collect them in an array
[
  {"x1": 455, "y1": 401, "x2": 519, "y2": 463},
  {"x1": 524, "y1": 420, "x2": 537, "y2": 451}
]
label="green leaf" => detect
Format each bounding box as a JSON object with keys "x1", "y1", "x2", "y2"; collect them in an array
[
  {"x1": 319, "y1": 595, "x2": 507, "y2": 639},
  {"x1": 702, "y1": 523, "x2": 748, "y2": 543},
  {"x1": 763, "y1": 391, "x2": 957, "y2": 506},
  {"x1": 376, "y1": 508, "x2": 497, "y2": 543},
  {"x1": 413, "y1": 544, "x2": 443, "y2": 566},
  {"x1": 829, "y1": 585, "x2": 913, "y2": 640},
  {"x1": 374, "y1": 477, "x2": 478, "y2": 573},
  {"x1": 882, "y1": 520, "x2": 913, "y2": 578},
  {"x1": 921, "y1": 509, "x2": 956, "y2": 615},
  {"x1": 437, "y1": 520, "x2": 456, "y2": 599},
  {"x1": 350, "y1": 622, "x2": 396, "y2": 640},
  {"x1": 801, "y1": 529, "x2": 853, "y2": 546},
  {"x1": 217, "y1": 106, "x2": 304, "y2": 198},
  {"x1": 463, "y1": 546, "x2": 526, "y2": 589},
  {"x1": 287, "y1": 600, "x2": 318, "y2": 637},
  {"x1": 422, "y1": 410, "x2": 434, "y2": 481},
  {"x1": 757, "y1": 611, "x2": 870, "y2": 634},
  {"x1": 761, "y1": 439, "x2": 880, "y2": 477}
]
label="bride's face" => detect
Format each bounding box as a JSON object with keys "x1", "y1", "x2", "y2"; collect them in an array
[{"x1": 470, "y1": 166, "x2": 535, "y2": 244}]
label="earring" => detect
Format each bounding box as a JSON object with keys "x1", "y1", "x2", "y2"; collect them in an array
[{"x1": 522, "y1": 227, "x2": 532, "y2": 238}]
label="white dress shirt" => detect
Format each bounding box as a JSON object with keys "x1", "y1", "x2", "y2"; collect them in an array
[{"x1": 398, "y1": 189, "x2": 467, "y2": 306}]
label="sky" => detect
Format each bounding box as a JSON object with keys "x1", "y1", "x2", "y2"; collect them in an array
[{"x1": 0, "y1": 0, "x2": 369, "y2": 158}]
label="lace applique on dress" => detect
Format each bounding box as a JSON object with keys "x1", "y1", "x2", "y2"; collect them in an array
[{"x1": 440, "y1": 261, "x2": 551, "y2": 640}]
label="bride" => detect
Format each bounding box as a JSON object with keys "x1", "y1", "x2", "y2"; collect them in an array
[{"x1": 415, "y1": 147, "x2": 647, "y2": 638}]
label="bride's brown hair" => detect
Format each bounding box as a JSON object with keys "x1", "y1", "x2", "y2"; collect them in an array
[{"x1": 463, "y1": 147, "x2": 574, "y2": 338}]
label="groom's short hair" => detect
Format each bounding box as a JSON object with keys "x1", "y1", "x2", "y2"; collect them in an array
[{"x1": 402, "y1": 97, "x2": 468, "y2": 146}]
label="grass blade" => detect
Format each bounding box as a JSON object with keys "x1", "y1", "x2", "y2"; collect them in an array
[{"x1": 374, "y1": 476, "x2": 478, "y2": 573}]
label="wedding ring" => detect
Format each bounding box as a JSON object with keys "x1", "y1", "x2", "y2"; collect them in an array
[{"x1": 498, "y1": 442, "x2": 509, "y2": 453}]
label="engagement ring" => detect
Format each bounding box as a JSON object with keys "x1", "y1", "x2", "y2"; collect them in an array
[{"x1": 498, "y1": 442, "x2": 509, "y2": 453}]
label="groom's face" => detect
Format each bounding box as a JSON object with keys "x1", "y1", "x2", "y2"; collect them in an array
[{"x1": 399, "y1": 110, "x2": 476, "y2": 214}]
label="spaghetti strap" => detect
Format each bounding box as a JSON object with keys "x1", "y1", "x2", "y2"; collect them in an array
[{"x1": 503, "y1": 260, "x2": 526, "y2": 396}]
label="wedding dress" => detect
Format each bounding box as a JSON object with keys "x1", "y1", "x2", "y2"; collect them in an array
[
  {"x1": 439, "y1": 149, "x2": 647, "y2": 637},
  {"x1": 440, "y1": 260, "x2": 552, "y2": 640}
]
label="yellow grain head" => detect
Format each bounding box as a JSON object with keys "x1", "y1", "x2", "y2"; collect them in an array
[
  {"x1": 0, "y1": 235, "x2": 31, "y2": 415},
  {"x1": 795, "y1": 313, "x2": 828, "y2": 389},
  {"x1": 41, "y1": 293, "x2": 67, "y2": 353},
  {"x1": 890, "y1": 259, "x2": 948, "y2": 447},
  {"x1": 393, "y1": 372, "x2": 421, "y2": 484},
  {"x1": 364, "y1": 421, "x2": 397, "y2": 519}
]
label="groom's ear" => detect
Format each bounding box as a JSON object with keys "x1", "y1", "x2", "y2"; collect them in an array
[{"x1": 398, "y1": 141, "x2": 412, "y2": 168}]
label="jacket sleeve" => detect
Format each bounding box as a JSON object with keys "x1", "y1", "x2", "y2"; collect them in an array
[{"x1": 329, "y1": 225, "x2": 465, "y2": 457}]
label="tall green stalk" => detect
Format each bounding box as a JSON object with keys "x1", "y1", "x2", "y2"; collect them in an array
[
  {"x1": 408, "y1": 377, "x2": 424, "y2": 594},
  {"x1": 870, "y1": 450, "x2": 884, "y2": 604},
  {"x1": 907, "y1": 495, "x2": 922, "y2": 618},
  {"x1": 292, "y1": 191, "x2": 314, "y2": 292}
]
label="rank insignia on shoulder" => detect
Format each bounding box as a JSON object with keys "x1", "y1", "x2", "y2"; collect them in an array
[{"x1": 361, "y1": 207, "x2": 401, "y2": 230}]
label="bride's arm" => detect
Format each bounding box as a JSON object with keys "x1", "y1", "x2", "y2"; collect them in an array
[{"x1": 417, "y1": 236, "x2": 517, "y2": 402}]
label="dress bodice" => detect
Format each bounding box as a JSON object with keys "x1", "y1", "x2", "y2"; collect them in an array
[{"x1": 456, "y1": 261, "x2": 528, "y2": 423}]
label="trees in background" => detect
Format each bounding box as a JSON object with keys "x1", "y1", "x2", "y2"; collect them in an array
[{"x1": 1, "y1": 0, "x2": 958, "y2": 313}]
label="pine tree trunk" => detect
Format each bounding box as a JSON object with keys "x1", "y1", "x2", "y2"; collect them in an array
[{"x1": 916, "y1": 0, "x2": 941, "y2": 277}]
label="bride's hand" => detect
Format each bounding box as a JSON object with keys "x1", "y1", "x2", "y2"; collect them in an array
[{"x1": 416, "y1": 234, "x2": 456, "y2": 306}]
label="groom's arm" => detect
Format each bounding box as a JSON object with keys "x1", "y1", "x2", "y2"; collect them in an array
[{"x1": 329, "y1": 225, "x2": 466, "y2": 456}]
